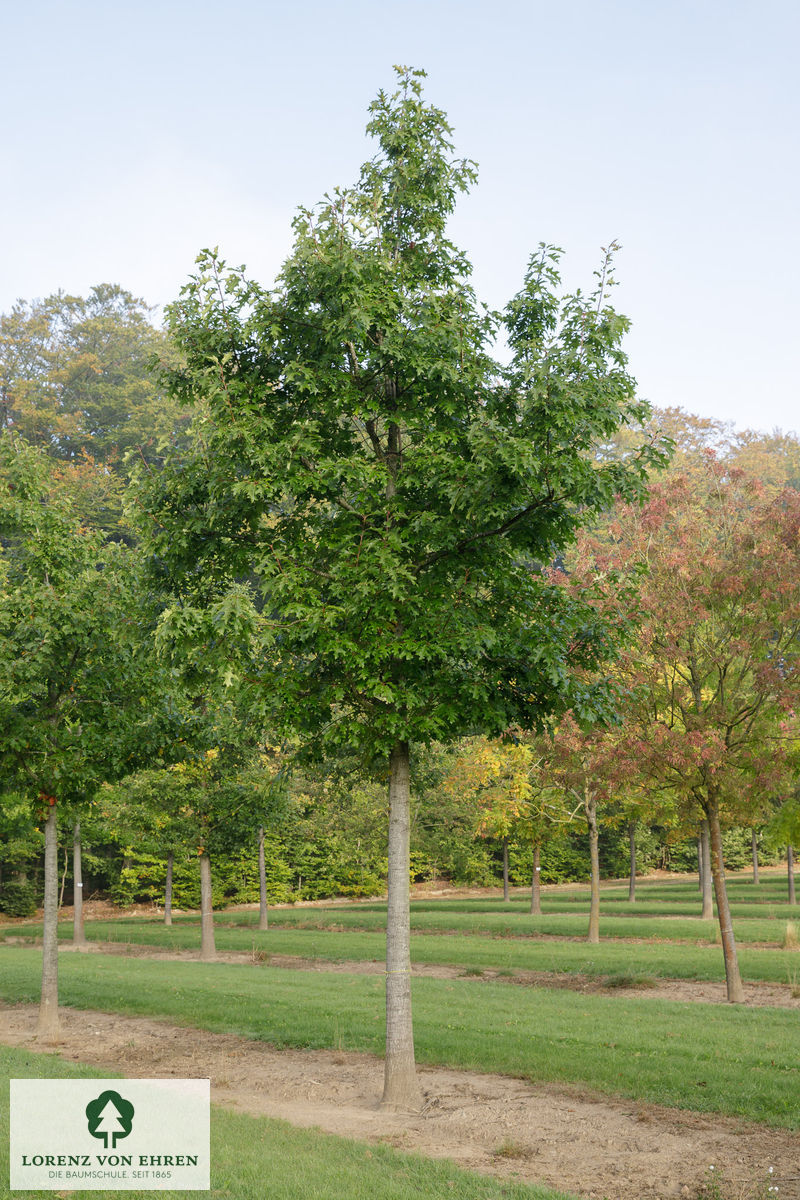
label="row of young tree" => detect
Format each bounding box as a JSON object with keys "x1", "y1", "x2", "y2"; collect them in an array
[
  {"x1": 3, "y1": 67, "x2": 800, "y2": 1106},
  {"x1": 4, "y1": 736, "x2": 792, "y2": 919}
]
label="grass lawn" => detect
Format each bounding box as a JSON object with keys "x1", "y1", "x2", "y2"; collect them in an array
[
  {"x1": 0, "y1": 947, "x2": 798, "y2": 1129},
  {"x1": 0, "y1": 1043, "x2": 575, "y2": 1200},
  {"x1": 229, "y1": 908, "x2": 787, "y2": 945},
  {"x1": 5, "y1": 907, "x2": 795, "y2": 947},
  {"x1": 7, "y1": 915, "x2": 800, "y2": 987}
]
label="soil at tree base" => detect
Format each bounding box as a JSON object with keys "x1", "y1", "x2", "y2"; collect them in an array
[{"x1": 0, "y1": 1003, "x2": 797, "y2": 1200}]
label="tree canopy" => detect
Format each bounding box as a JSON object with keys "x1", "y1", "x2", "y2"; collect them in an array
[{"x1": 0, "y1": 284, "x2": 184, "y2": 470}]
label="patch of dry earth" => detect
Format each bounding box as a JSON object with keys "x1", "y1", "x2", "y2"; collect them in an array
[{"x1": 1, "y1": 1004, "x2": 798, "y2": 1200}]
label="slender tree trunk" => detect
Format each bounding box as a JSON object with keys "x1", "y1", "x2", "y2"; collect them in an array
[
  {"x1": 627, "y1": 821, "x2": 636, "y2": 903},
  {"x1": 164, "y1": 851, "x2": 173, "y2": 926},
  {"x1": 530, "y1": 844, "x2": 541, "y2": 915},
  {"x1": 706, "y1": 795, "x2": 744, "y2": 1003},
  {"x1": 789, "y1": 846, "x2": 797, "y2": 906},
  {"x1": 700, "y1": 820, "x2": 713, "y2": 920},
  {"x1": 751, "y1": 829, "x2": 759, "y2": 886},
  {"x1": 585, "y1": 790, "x2": 600, "y2": 945},
  {"x1": 72, "y1": 821, "x2": 86, "y2": 947},
  {"x1": 58, "y1": 844, "x2": 68, "y2": 909},
  {"x1": 199, "y1": 853, "x2": 216, "y2": 961},
  {"x1": 37, "y1": 801, "x2": 60, "y2": 1038},
  {"x1": 502, "y1": 836, "x2": 509, "y2": 902},
  {"x1": 697, "y1": 836, "x2": 702, "y2": 890},
  {"x1": 381, "y1": 740, "x2": 422, "y2": 1110},
  {"x1": 258, "y1": 825, "x2": 269, "y2": 931}
]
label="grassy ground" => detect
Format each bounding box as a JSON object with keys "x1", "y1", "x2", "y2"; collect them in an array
[
  {"x1": 0, "y1": 1043, "x2": 575, "y2": 1200},
  {"x1": 28, "y1": 907, "x2": 794, "y2": 944},
  {"x1": 1, "y1": 947, "x2": 798, "y2": 1129},
  {"x1": 6, "y1": 919, "x2": 800, "y2": 985}
]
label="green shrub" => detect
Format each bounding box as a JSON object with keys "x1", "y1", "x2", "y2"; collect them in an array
[
  {"x1": 0, "y1": 881, "x2": 37, "y2": 917},
  {"x1": 109, "y1": 852, "x2": 202, "y2": 910}
]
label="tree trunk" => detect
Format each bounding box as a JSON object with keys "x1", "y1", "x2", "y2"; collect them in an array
[
  {"x1": 585, "y1": 791, "x2": 600, "y2": 945},
  {"x1": 58, "y1": 844, "x2": 69, "y2": 909},
  {"x1": 381, "y1": 740, "x2": 422, "y2": 1110},
  {"x1": 72, "y1": 821, "x2": 86, "y2": 947},
  {"x1": 751, "y1": 829, "x2": 759, "y2": 886},
  {"x1": 199, "y1": 853, "x2": 216, "y2": 961},
  {"x1": 696, "y1": 836, "x2": 702, "y2": 890},
  {"x1": 789, "y1": 846, "x2": 797, "y2": 906},
  {"x1": 530, "y1": 844, "x2": 541, "y2": 915},
  {"x1": 258, "y1": 825, "x2": 269, "y2": 931},
  {"x1": 37, "y1": 801, "x2": 60, "y2": 1038},
  {"x1": 502, "y1": 836, "x2": 509, "y2": 902},
  {"x1": 706, "y1": 796, "x2": 744, "y2": 1003},
  {"x1": 164, "y1": 851, "x2": 173, "y2": 926},
  {"x1": 700, "y1": 820, "x2": 713, "y2": 920},
  {"x1": 627, "y1": 821, "x2": 636, "y2": 903}
]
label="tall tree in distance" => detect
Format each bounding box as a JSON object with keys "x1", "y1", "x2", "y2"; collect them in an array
[
  {"x1": 0, "y1": 284, "x2": 183, "y2": 466},
  {"x1": 137, "y1": 67, "x2": 668, "y2": 1107},
  {"x1": 0, "y1": 285, "x2": 187, "y2": 536}
]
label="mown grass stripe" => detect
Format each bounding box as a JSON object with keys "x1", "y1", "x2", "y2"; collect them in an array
[
  {"x1": 6, "y1": 919, "x2": 799, "y2": 986},
  {"x1": 0, "y1": 947, "x2": 797, "y2": 1129}
]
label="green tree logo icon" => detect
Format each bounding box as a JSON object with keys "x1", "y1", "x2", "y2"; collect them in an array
[{"x1": 85, "y1": 1090, "x2": 135, "y2": 1149}]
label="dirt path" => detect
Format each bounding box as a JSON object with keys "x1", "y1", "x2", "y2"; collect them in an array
[
  {"x1": 53, "y1": 939, "x2": 800, "y2": 1009},
  {"x1": 1, "y1": 1003, "x2": 797, "y2": 1200}
]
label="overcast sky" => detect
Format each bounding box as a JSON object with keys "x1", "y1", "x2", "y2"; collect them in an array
[{"x1": 2, "y1": 0, "x2": 797, "y2": 434}]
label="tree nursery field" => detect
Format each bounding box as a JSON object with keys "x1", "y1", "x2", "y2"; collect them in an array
[
  {"x1": 2, "y1": 874, "x2": 800, "y2": 1199},
  {"x1": 3, "y1": 65, "x2": 800, "y2": 1200}
]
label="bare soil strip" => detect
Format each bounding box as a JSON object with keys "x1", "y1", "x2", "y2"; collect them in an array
[
  {"x1": 1, "y1": 1003, "x2": 798, "y2": 1200},
  {"x1": 50, "y1": 939, "x2": 800, "y2": 1009}
]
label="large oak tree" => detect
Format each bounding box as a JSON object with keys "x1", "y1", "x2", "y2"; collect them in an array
[{"x1": 137, "y1": 68, "x2": 666, "y2": 1106}]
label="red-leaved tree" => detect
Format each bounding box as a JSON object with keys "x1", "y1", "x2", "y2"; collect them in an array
[{"x1": 607, "y1": 461, "x2": 800, "y2": 1000}]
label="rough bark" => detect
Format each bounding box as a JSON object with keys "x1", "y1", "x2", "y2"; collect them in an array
[
  {"x1": 501, "y1": 836, "x2": 509, "y2": 902},
  {"x1": 530, "y1": 844, "x2": 541, "y2": 915},
  {"x1": 199, "y1": 853, "x2": 216, "y2": 960},
  {"x1": 258, "y1": 825, "x2": 269, "y2": 931},
  {"x1": 700, "y1": 820, "x2": 713, "y2": 920},
  {"x1": 706, "y1": 795, "x2": 744, "y2": 1003},
  {"x1": 585, "y1": 790, "x2": 600, "y2": 945},
  {"x1": 789, "y1": 845, "x2": 797, "y2": 906},
  {"x1": 381, "y1": 740, "x2": 422, "y2": 1110},
  {"x1": 72, "y1": 821, "x2": 87, "y2": 946},
  {"x1": 37, "y1": 802, "x2": 60, "y2": 1038},
  {"x1": 164, "y1": 851, "x2": 173, "y2": 926},
  {"x1": 627, "y1": 821, "x2": 636, "y2": 903},
  {"x1": 751, "y1": 829, "x2": 759, "y2": 886}
]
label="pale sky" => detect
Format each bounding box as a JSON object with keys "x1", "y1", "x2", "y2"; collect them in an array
[{"x1": 1, "y1": 0, "x2": 797, "y2": 434}]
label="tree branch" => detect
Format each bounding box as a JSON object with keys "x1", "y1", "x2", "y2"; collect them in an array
[{"x1": 415, "y1": 492, "x2": 555, "y2": 573}]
